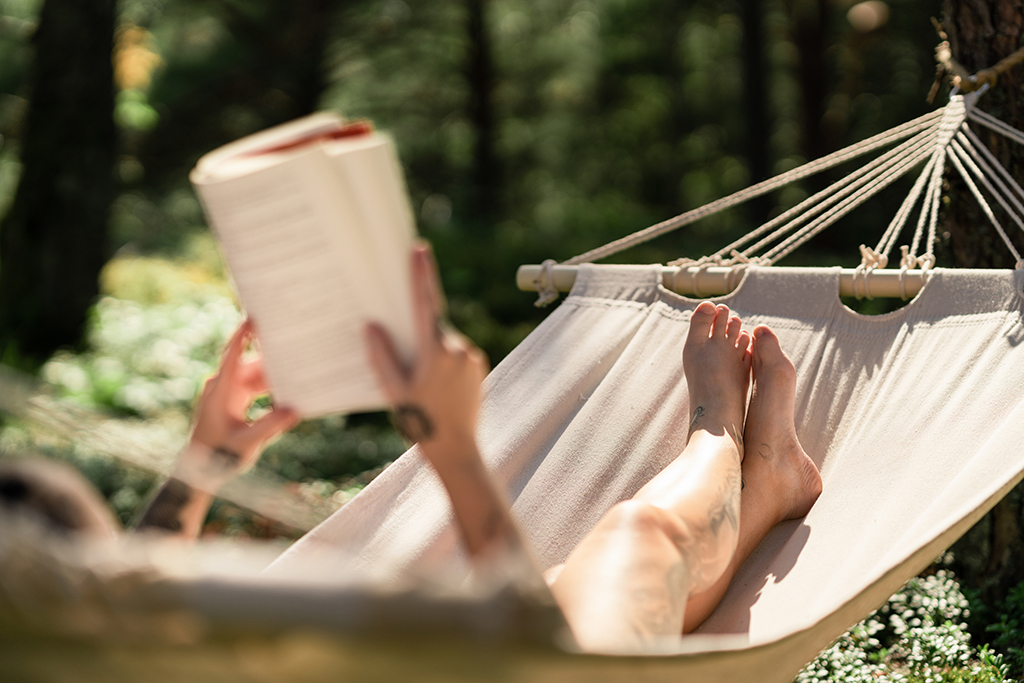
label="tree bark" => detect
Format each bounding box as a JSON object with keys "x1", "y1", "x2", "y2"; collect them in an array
[
  {"x1": 0, "y1": 0, "x2": 117, "y2": 365},
  {"x1": 943, "y1": 0, "x2": 1024, "y2": 610},
  {"x1": 786, "y1": 0, "x2": 832, "y2": 162},
  {"x1": 741, "y1": 0, "x2": 772, "y2": 224},
  {"x1": 466, "y1": 0, "x2": 500, "y2": 226},
  {"x1": 942, "y1": 0, "x2": 1024, "y2": 268}
]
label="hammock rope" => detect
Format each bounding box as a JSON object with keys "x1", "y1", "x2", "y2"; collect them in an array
[{"x1": 531, "y1": 86, "x2": 1024, "y2": 306}]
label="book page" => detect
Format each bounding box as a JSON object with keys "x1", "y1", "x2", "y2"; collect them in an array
[
  {"x1": 193, "y1": 148, "x2": 390, "y2": 417},
  {"x1": 326, "y1": 135, "x2": 417, "y2": 365}
]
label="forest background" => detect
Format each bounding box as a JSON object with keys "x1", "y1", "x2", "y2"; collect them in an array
[{"x1": 2, "y1": 0, "x2": 1024, "y2": 679}]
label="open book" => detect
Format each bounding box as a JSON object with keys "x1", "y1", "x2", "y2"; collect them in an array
[{"x1": 190, "y1": 113, "x2": 417, "y2": 418}]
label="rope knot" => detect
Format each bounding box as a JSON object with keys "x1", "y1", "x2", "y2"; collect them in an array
[
  {"x1": 858, "y1": 244, "x2": 887, "y2": 269},
  {"x1": 533, "y1": 259, "x2": 561, "y2": 308}
]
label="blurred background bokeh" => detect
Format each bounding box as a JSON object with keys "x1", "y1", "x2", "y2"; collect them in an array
[{"x1": 3, "y1": 0, "x2": 1024, "y2": 677}]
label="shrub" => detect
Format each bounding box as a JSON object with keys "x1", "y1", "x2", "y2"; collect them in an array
[{"x1": 796, "y1": 569, "x2": 1011, "y2": 683}]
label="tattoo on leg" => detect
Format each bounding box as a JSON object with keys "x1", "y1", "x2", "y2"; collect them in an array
[
  {"x1": 137, "y1": 478, "x2": 192, "y2": 533},
  {"x1": 629, "y1": 560, "x2": 689, "y2": 636},
  {"x1": 708, "y1": 469, "x2": 741, "y2": 537},
  {"x1": 689, "y1": 406, "x2": 705, "y2": 430},
  {"x1": 758, "y1": 443, "x2": 774, "y2": 461},
  {"x1": 395, "y1": 404, "x2": 435, "y2": 442}
]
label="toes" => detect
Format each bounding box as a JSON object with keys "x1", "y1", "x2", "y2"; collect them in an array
[
  {"x1": 752, "y1": 325, "x2": 783, "y2": 365},
  {"x1": 752, "y1": 325, "x2": 796, "y2": 386},
  {"x1": 737, "y1": 330, "x2": 752, "y2": 361},
  {"x1": 687, "y1": 301, "x2": 718, "y2": 343},
  {"x1": 712, "y1": 304, "x2": 730, "y2": 337},
  {"x1": 726, "y1": 315, "x2": 743, "y2": 343}
]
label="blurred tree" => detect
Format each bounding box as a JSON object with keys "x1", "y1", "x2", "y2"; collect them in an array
[
  {"x1": 0, "y1": 0, "x2": 116, "y2": 365},
  {"x1": 741, "y1": 0, "x2": 771, "y2": 224},
  {"x1": 135, "y1": 0, "x2": 345, "y2": 196},
  {"x1": 466, "y1": 0, "x2": 500, "y2": 224},
  {"x1": 784, "y1": 0, "x2": 831, "y2": 162}
]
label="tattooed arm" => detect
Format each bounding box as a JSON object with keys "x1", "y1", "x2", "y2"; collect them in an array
[
  {"x1": 365, "y1": 243, "x2": 536, "y2": 569},
  {"x1": 136, "y1": 321, "x2": 299, "y2": 538}
]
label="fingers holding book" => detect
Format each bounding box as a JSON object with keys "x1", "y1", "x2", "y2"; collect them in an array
[
  {"x1": 365, "y1": 243, "x2": 490, "y2": 458},
  {"x1": 183, "y1": 319, "x2": 300, "y2": 489}
]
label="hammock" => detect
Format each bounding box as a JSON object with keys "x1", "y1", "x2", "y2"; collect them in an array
[{"x1": 5, "y1": 91, "x2": 1024, "y2": 682}]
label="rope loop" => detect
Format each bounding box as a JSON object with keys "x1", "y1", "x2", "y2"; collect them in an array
[
  {"x1": 918, "y1": 253, "x2": 936, "y2": 271},
  {"x1": 858, "y1": 244, "x2": 888, "y2": 269},
  {"x1": 668, "y1": 255, "x2": 712, "y2": 268},
  {"x1": 533, "y1": 259, "x2": 561, "y2": 308},
  {"x1": 898, "y1": 265, "x2": 910, "y2": 300},
  {"x1": 729, "y1": 250, "x2": 751, "y2": 264},
  {"x1": 727, "y1": 263, "x2": 748, "y2": 292},
  {"x1": 692, "y1": 261, "x2": 714, "y2": 298},
  {"x1": 851, "y1": 264, "x2": 868, "y2": 300},
  {"x1": 899, "y1": 245, "x2": 917, "y2": 270}
]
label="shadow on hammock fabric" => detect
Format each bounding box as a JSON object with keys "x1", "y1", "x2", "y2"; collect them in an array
[
  {"x1": 6, "y1": 86, "x2": 1024, "y2": 679},
  {"x1": 266, "y1": 265, "x2": 1024, "y2": 682},
  {"x1": 6, "y1": 265, "x2": 1015, "y2": 682}
]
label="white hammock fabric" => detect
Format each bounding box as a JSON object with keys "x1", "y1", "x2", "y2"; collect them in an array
[
  {"x1": 268, "y1": 263, "x2": 1024, "y2": 680},
  {"x1": 6, "y1": 93, "x2": 1024, "y2": 682}
]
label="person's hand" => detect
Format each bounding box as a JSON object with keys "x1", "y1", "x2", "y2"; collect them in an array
[
  {"x1": 364, "y1": 243, "x2": 489, "y2": 459},
  {"x1": 176, "y1": 319, "x2": 300, "y2": 490}
]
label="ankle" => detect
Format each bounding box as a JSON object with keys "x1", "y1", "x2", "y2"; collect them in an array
[{"x1": 686, "y1": 427, "x2": 744, "y2": 462}]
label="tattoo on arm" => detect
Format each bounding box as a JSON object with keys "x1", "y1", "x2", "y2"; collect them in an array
[
  {"x1": 395, "y1": 404, "x2": 435, "y2": 442},
  {"x1": 482, "y1": 507, "x2": 506, "y2": 542},
  {"x1": 211, "y1": 447, "x2": 241, "y2": 471},
  {"x1": 472, "y1": 504, "x2": 528, "y2": 558},
  {"x1": 137, "y1": 478, "x2": 192, "y2": 533}
]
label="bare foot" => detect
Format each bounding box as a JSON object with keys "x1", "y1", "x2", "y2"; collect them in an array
[
  {"x1": 682, "y1": 302, "x2": 752, "y2": 448},
  {"x1": 742, "y1": 325, "x2": 822, "y2": 524}
]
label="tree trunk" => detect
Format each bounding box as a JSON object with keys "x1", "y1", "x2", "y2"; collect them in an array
[
  {"x1": 786, "y1": 0, "x2": 832, "y2": 162},
  {"x1": 741, "y1": 0, "x2": 772, "y2": 224},
  {"x1": 466, "y1": 0, "x2": 500, "y2": 226},
  {"x1": 943, "y1": 0, "x2": 1024, "y2": 610},
  {"x1": 942, "y1": 0, "x2": 1024, "y2": 268},
  {"x1": 0, "y1": 0, "x2": 117, "y2": 365}
]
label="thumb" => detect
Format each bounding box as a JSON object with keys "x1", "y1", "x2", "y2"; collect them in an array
[
  {"x1": 365, "y1": 323, "x2": 410, "y2": 403},
  {"x1": 246, "y1": 407, "x2": 301, "y2": 450}
]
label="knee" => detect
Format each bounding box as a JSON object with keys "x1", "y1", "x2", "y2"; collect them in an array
[{"x1": 599, "y1": 500, "x2": 693, "y2": 547}]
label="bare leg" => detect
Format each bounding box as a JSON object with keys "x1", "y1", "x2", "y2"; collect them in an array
[
  {"x1": 682, "y1": 324, "x2": 823, "y2": 632},
  {"x1": 549, "y1": 302, "x2": 750, "y2": 652}
]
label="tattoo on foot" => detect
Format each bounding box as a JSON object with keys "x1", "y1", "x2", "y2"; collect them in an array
[
  {"x1": 395, "y1": 404, "x2": 435, "y2": 442},
  {"x1": 758, "y1": 443, "x2": 774, "y2": 460},
  {"x1": 137, "y1": 478, "x2": 192, "y2": 533},
  {"x1": 689, "y1": 406, "x2": 705, "y2": 430}
]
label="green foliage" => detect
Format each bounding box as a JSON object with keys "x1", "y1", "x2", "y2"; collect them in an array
[
  {"x1": 42, "y1": 294, "x2": 240, "y2": 415},
  {"x1": 796, "y1": 570, "x2": 1012, "y2": 683},
  {"x1": 15, "y1": 255, "x2": 403, "y2": 534},
  {"x1": 986, "y1": 580, "x2": 1024, "y2": 679}
]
